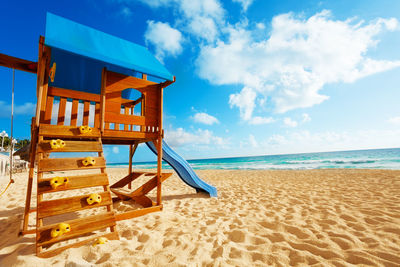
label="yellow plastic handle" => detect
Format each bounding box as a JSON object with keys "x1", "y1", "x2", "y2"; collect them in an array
[
  {"x1": 93, "y1": 237, "x2": 108, "y2": 246},
  {"x1": 79, "y1": 125, "x2": 92, "y2": 134},
  {"x1": 82, "y1": 157, "x2": 96, "y2": 166},
  {"x1": 50, "y1": 139, "x2": 66, "y2": 149},
  {"x1": 50, "y1": 177, "x2": 69, "y2": 189},
  {"x1": 51, "y1": 223, "x2": 71, "y2": 238},
  {"x1": 87, "y1": 193, "x2": 102, "y2": 205}
]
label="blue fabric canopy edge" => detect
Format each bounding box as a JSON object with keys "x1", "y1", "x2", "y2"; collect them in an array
[{"x1": 44, "y1": 12, "x2": 173, "y2": 82}]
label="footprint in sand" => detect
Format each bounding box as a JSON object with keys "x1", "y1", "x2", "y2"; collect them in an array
[{"x1": 228, "y1": 230, "x2": 246, "y2": 243}]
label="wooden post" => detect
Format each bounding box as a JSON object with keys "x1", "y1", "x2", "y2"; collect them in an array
[
  {"x1": 156, "y1": 85, "x2": 163, "y2": 205},
  {"x1": 20, "y1": 119, "x2": 37, "y2": 235},
  {"x1": 100, "y1": 68, "x2": 107, "y2": 132},
  {"x1": 128, "y1": 144, "x2": 133, "y2": 189},
  {"x1": 35, "y1": 37, "x2": 45, "y2": 127}
]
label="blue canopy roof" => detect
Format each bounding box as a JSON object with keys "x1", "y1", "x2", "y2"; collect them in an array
[{"x1": 45, "y1": 13, "x2": 173, "y2": 93}]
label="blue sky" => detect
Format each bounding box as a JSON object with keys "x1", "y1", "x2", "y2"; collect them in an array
[{"x1": 1, "y1": 0, "x2": 400, "y2": 163}]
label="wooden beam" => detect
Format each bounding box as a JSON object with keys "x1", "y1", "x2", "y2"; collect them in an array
[
  {"x1": 0, "y1": 53, "x2": 37, "y2": 73},
  {"x1": 37, "y1": 232, "x2": 119, "y2": 258},
  {"x1": 100, "y1": 68, "x2": 107, "y2": 133},
  {"x1": 114, "y1": 205, "x2": 162, "y2": 222}
]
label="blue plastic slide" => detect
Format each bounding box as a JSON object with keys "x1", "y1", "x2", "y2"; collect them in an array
[{"x1": 146, "y1": 141, "x2": 217, "y2": 197}]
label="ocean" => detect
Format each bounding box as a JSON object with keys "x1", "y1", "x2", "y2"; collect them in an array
[{"x1": 108, "y1": 147, "x2": 400, "y2": 170}]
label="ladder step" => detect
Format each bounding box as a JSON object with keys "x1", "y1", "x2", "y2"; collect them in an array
[
  {"x1": 39, "y1": 124, "x2": 100, "y2": 139},
  {"x1": 37, "y1": 191, "x2": 112, "y2": 219},
  {"x1": 37, "y1": 140, "x2": 103, "y2": 153},
  {"x1": 37, "y1": 212, "x2": 116, "y2": 247},
  {"x1": 37, "y1": 231, "x2": 119, "y2": 258},
  {"x1": 110, "y1": 172, "x2": 145, "y2": 189},
  {"x1": 38, "y1": 173, "x2": 109, "y2": 194},
  {"x1": 38, "y1": 157, "x2": 106, "y2": 172}
]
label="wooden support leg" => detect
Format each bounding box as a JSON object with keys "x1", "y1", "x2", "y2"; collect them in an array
[
  {"x1": 98, "y1": 137, "x2": 116, "y2": 233},
  {"x1": 20, "y1": 121, "x2": 38, "y2": 235},
  {"x1": 156, "y1": 137, "x2": 162, "y2": 205}
]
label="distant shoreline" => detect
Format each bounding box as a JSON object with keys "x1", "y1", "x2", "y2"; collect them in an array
[{"x1": 107, "y1": 147, "x2": 400, "y2": 170}]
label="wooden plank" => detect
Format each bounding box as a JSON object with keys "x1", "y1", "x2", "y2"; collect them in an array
[
  {"x1": 57, "y1": 97, "x2": 67, "y2": 125},
  {"x1": 43, "y1": 96, "x2": 54, "y2": 124},
  {"x1": 70, "y1": 99, "x2": 79, "y2": 126},
  {"x1": 38, "y1": 157, "x2": 105, "y2": 172},
  {"x1": 37, "y1": 191, "x2": 112, "y2": 218},
  {"x1": 94, "y1": 103, "x2": 100, "y2": 128},
  {"x1": 100, "y1": 68, "x2": 106, "y2": 132},
  {"x1": 124, "y1": 107, "x2": 129, "y2": 130},
  {"x1": 38, "y1": 173, "x2": 109, "y2": 194},
  {"x1": 115, "y1": 205, "x2": 162, "y2": 222},
  {"x1": 48, "y1": 87, "x2": 100, "y2": 102},
  {"x1": 102, "y1": 129, "x2": 158, "y2": 140},
  {"x1": 0, "y1": 52, "x2": 37, "y2": 73},
  {"x1": 112, "y1": 173, "x2": 172, "y2": 199},
  {"x1": 104, "y1": 98, "x2": 122, "y2": 113},
  {"x1": 106, "y1": 70, "x2": 157, "y2": 92},
  {"x1": 37, "y1": 140, "x2": 102, "y2": 153},
  {"x1": 83, "y1": 101, "x2": 90, "y2": 125},
  {"x1": 37, "y1": 231, "x2": 119, "y2": 258},
  {"x1": 105, "y1": 112, "x2": 150, "y2": 126},
  {"x1": 37, "y1": 212, "x2": 116, "y2": 247},
  {"x1": 39, "y1": 124, "x2": 100, "y2": 138},
  {"x1": 110, "y1": 172, "x2": 145, "y2": 189}
]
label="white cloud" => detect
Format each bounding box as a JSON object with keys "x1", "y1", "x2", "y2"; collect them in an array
[
  {"x1": 302, "y1": 113, "x2": 311, "y2": 123},
  {"x1": 192, "y1": 112, "x2": 219, "y2": 125},
  {"x1": 229, "y1": 87, "x2": 256, "y2": 121},
  {"x1": 249, "y1": 116, "x2": 274, "y2": 125},
  {"x1": 232, "y1": 0, "x2": 254, "y2": 12},
  {"x1": 112, "y1": 146, "x2": 119, "y2": 154},
  {"x1": 165, "y1": 127, "x2": 227, "y2": 147},
  {"x1": 388, "y1": 116, "x2": 400, "y2": 124},
  {"x1": 284, "y1": 117, "x2": 298, "y2": 127},
  {"x1": 145, "y1": 21, "x2": 184, "y2": 61},
  {"x1": 261, "y1": 129, "x2": 400, "y2": 154},
  {"x1": 196, "y1": 10, "x2": 400, "y2": 118},
  {"x1": 140, "y1": 0, "x2": 225, "y2": 42},
  {"x1": 248, "y1": 134, "x2": 258, "y2": 148},
  {"x1": 0, "y1": 101, "x2": 35, "y2": 118}
]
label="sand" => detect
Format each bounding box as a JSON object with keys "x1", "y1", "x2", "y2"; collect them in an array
[{"x1": 0, "y1": 168, "x2": 399, "y2": 266}]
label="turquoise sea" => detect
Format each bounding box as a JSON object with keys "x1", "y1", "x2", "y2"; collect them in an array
[{"x1": 108, "y1": 148, "x2": 400, "y2": 170}]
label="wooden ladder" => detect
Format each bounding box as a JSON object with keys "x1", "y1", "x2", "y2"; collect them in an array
[{"x1": 34, "y1": 124, "x2": 119, "y2": 258}]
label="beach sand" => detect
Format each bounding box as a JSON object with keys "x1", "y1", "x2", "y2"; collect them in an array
[{"x1": 0, "y1": 168, "x2": 399, "y2": 266}]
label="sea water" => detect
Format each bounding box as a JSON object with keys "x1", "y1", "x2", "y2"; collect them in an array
[{"x1": 108, "y1": 147, "x2": 400, "y2": 170}]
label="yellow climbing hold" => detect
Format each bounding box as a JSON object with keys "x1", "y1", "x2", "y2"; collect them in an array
[
  {"x1": 51, "y1": 223, "x2": 71, "y2": 238},
  {"x1": 93, "y1": 237, "x2": 108, "y2": 246},
  {"x1": 78, "y1": 125, "x2": 92, "y2": 134},
  {"x1": 87, "y1": 193, "x2": 102, "y2": 205},
  {"x1": 82, "y1": 157, "x2": 96, "y2": 166},
  {"x1": 50, "y1": 139, "x2": 66, "y2": 149},
  {"x1": 50, "y1": 177, "x2": 69, "y2": 189}
]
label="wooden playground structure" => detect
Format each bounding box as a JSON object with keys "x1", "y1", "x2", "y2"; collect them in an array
[{"x1": 0, "y1": 25, "x2": 175, "y2": 258}]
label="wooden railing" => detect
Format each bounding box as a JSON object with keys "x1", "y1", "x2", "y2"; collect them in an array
[{"x1": 43, "y1": 87, "x2": 159, "y2": 138}]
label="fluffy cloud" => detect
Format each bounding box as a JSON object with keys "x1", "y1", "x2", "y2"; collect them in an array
[
  {"x1": 140, "y1": 0, "x2": 225, "y2": 42},
  {"x1": 283, "y1": 117, "x2": 298, "y2": 127},
  {"x1": 262, "y1": 129, "x2": 400, "y2": 154},
  {"x1": 197, "y1": 10, "x2": 400, "y2": 120},
  {"x1": 112, "y1": 146, "x2": 120, "y2": 154},
  {"x1": 145, "y1": 21, "x2": 184, "y2": 61},
  {"x1": 232, "y1": 0, "x2": 253, "y2": 11},
  {"x1": 192, "y1": 112, "x2": 219, "y2": 125},
  {"x1": 165, "y1": 127, "x2": 227, "y2": 147},
  {"x1": 0, "y1": 101, "x2": 36, "y2": 118}
]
